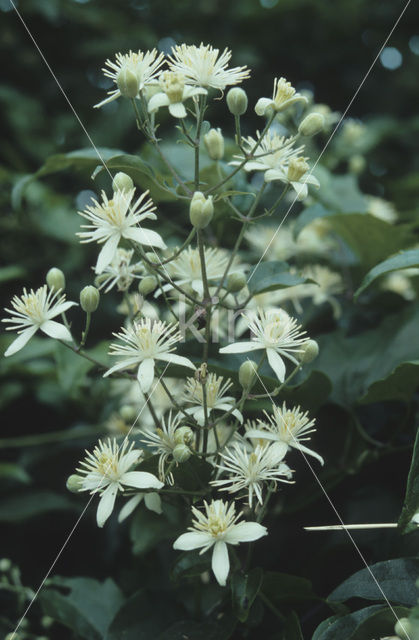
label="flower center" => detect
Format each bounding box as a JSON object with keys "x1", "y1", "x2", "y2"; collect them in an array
[
  {"x1": 287, "y1": 157, "x2": 309, "y2": 182},
  {"x1": 96, "y1": 451, "x2": 119, "y2": 477},
  {"x1": 19, "y1": 292, "x2": 46, "y2": 323},
  {"x1": 274, "y1": 77, "x2": 296, "y2": 107},
  {"x1": 160, "y1": 71, "x2": 185, "y2": 103},
  {"x1": 135, "y1": 326, "x2": 155, "y2": 353},
  {"x1": 207, "y1": 515, "x2": 227, "y2": 536},
  {"x1": 264, "y1": 319, "x2": 285, "y2": 344}
]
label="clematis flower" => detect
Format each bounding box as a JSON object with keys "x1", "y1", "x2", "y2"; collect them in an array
[
  {"x1": 76, "y1": 438, "x2": 163, "y2": 527},
  {"x1": 168, "y1": 43, "x2": 250, "y2": 91},
  {"x1": 118, "y1": 491, "x2": 162, "y2": 522},
  {"x1": 94, "y1": 248, "x2": 144, "y2": 293},
  {"x1": 229, "y1": 131, "x2": 303, "y2": 180},
  {"x1": 255, "y1": 77, "x2": 308, "y2": 116},
  {"x1": 104, "y1": 317, "x2": 195, "y2": 393},
  {"x1": 77, "y1": 188, "x2": 166, "y2": 274},
  {"x1": 148, "y1": 71, "x2": 207, "y2": 118},
  {"x1": 140, "y1": 411, "x2": 185, "y2": 483},
  {"x1": 219, "y1": 308, "x2": 309, "y2": 383},
  {"x1": 264, "y1": 156, "x2": 320, "y2": 201},
  {"x1": 245, "y1": 402, "x2": 324, "y2": 465},
  {"x1": 173, "y1": 499, "x2": 267, "y2": 586},
  {"x1": 2, "y1": 285, "x2": 76, "y2": 357},
  {"x1": 183, "y1": 373, "x2": 243, "y2": 426}
]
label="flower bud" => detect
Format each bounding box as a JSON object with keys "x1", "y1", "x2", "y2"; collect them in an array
[
  {"x1": 174, "y1": 426, "x2": 194, "y2": 446},
  {"x1": 112, "y1": 172, "x2": 134, "y2": 193},
  {"x1": 226, "y1": 272, "x2": 246, "y2": 293},
  {"x1": 226, "y1": 87, "x2": 248, "y2": 116},
  {"x1": 298, "y1": 112, "x2": 325, "y2": 137},
  {"x1": 120, "y1": 405, "x2": 136, "y2": 421},
  {"x1": 66, "y1": 474, "x2": 84, "y2": 493},
  {"x1": 117, "y1": 67, "x2": 139, "y2": 98},
  {"x1": 172, "y1": 443, "x2": 192, "y2": 463},
  {"x1": 138, "y1": 275, "x2": 158, "y2": 296},
  {"x1": 204, "y1": 128, "x2": 224, "y2": 161},
  {"x1": 287, "y1": 157, "x2": 309, "y2": 182},
  {"x1": 145, "y1": 252, "x2": 162, "y2": 266},
  {"x1": 298, "y1": 339, "x2": 319, "y2": 363},
  {"x1": 349, "y1": 154, "x2": 366, "y2": 174},
  {"x1": 0, "y1": 558, "x2": 12, "y2": 572},
  {"x1": 394, "y1": 618, "x2": 412, "y2": 640},
  {"x1": 80, "y1": 286, "x2": 100, "y2": 313},
  {"x1": 41, "y1": 616, "x2": 54, "y2": 629},
  {"x1": 189, "y1": 191, "x2": 214, "y2": 229},
  {"x1": 239, "y1": 360, "x2": 257, "y2": 390},
  {"x1": 46, "y1": 267, "x2": 65, "y2": 292}
]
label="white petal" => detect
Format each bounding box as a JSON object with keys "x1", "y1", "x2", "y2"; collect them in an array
[
  {"x1": 50, "y1": 300, "x2": 78, "y2": 317},
  {"x1": 219, "y1": 342, "x2": 263, "y2": 354},
  {"x1": 144, "y1": 492, "x2": 163, "y2": 514},
  {"x1": 291, "y1": 182, "x2": 308, "y2": 201},
  {"x1": 245, "y1": 429, "x2": 278, "y2": 441},
  {"x1": 291, "y1": 442, "x2": 324, "y2": 466},
  {"x1": 118, "y1": 494, "x2": 143, "y2": 522},
  {"x1": 211, "y1": 541, "x2": 229, "y2": 587},
  {"x1": 4, "y1": 326, "x2": 38, "y2": 357},
  {"x1": 148, "y1": 92, "x2": 170, "y2": 112},
  {"x1": 96, "y1": 483, "x2": 118, "y2": 527},
  {"x1": 168, "y1": 102, "x2": 187, "y2": 118},
  {"x1": 95, "y1": 235, "x2": 120, "y2": 274},
  {"x1": 255, "y1": 97, "x2": 272, "y2": 116},
  {"x1": 40, "y1": 320, "x2": 73, "y2": 342},
  {"x1": 225, "y1": 521, "x2": 267, "y2": 544},
  {"x1": 267, "y1": 348, "x2": 286, "y2": 382},
  {"x1": 103, "y1": 358, "x2": 139, "y2": 378},
  {"x1": 264, "y1": 169, "x2": 284, "y2": 183},
  {"x1": 121, "y1": 470, "x2": 163, "y2": 490},
  {"x1": 137, "y1": 357, "x2": 155, "y2": 393},
  {"x1": 158, "y1": 353, "x2": 196, "y2": 370},
  {"x1": 243, "y1": 161, "x2": 267, "y2": 172},
  {"x1": 124, "y1": 227, "x2": 167, "y2": 250},
  {"x1": 94, "y1": 90, "x2": 121, "y2": 109},
  {"x1": 173, "y1": 531, "x2": 212, "y2": 551}
]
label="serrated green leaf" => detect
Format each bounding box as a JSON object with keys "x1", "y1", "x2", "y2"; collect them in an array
[
  {"x1": 231, "y1": 567, "x2": 263, "y2": 622},
  {"x1": 355, "y1": 248, "x2": 419, "y2": 299}
]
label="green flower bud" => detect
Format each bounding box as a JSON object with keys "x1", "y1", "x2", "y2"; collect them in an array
[
  {"x1": 174, "y1": 426, "x2": 194, "y2": 446},
  {"x1": 189, "y1": 191, "x2": 214, "y2": 229},
  {"x1": 41, "y1": 616, "x2": 54, "y2": 629},
  {"x1": 138, "y1": 275, "x2": 158, "y2": 296},
  {"x1": 394, "y1": 618, "x2": 412, "y2": 640},
  {"x1": 112, "y1": 172, "x2": 134, "y2": 192},
  {"x1": 226, "y1": 272, "x2": 247, "y2": 293},
  {"x1": 119, "y1": 405, "x2": 136, "y2": 421},
  {"x1": 0, "y1": 558, "x2": 12, "y2": 572},
  {"x1": 172, "y1": 443, "x2": 192, "y2": 463},
  {"x1": 80, "y1": 285, "x2": 100, "y2": 313},
  {"x1": 204, "y1": 128, "x2": 224, "y2": 161},
  {"x1": 66, "y1": 474, "x2": 84, "y2": 493},
  {"x1": 298, "y1": 112, "x2": 325, "y2": 137},
  {"x1": 117, "y1": 67, "x2": 139, "y2": 99},
  {"x1": 145, "y1": 252, "x2": 162, "y2": 266},
  {"x1": 46, "y1": 267, "x2": 65, "y2": 292},
  {"x1": 298, "y1": 339, "x2": 319, "y2": 363},
  {"x1": 227, "y1": 87, "x2": 248, "y2": 116},
  {"x1": 239, "y1": 360, "x2": 257, "y2": 390},
  {"x1": 348, "y1": 154, "x2": 366, "y2": 175}
]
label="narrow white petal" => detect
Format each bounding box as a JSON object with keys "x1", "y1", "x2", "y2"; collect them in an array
[
  {"x1": 225, "y1": 521, "x2": 267, "y2": 544},
  {"x1": 148, "y1": 92, "x2": 170, "y2": 112},
  {"x1": 173, "y1": 531, "x2": 212, "y2": 551},
  {"x1": 144, "y1": 492, "x2": 163, "y2": 514},
  {"x1": 219, "y1": 342, "x2": 262, "y2": 354},
  {"x1": 137, "y1": 357, "x2": 155, "y2": 393},
  {"x1": 291, "y1": 442, "x2": 324, "y2": 465},
  {"x1": 95, "y1": 235, "x2": 120, "y2": 274},
  {"x1": 94, "y1": 90, "x2": 121, "y2": 109},
  {"x1": 291, "y1": 182, "x2": 308, "y2": 201},
  {"x1": 158, "y1": 353, "x2": 196, "y2": 370},
  {"x1": 211, "y1": 541, "x2": 229, "y2": 587},
  {"x1": 50, "y1": 300, "x2": 78, "y2": 317},
  {"x1": 245, "y1": 429, "x2": 278, "y2": 441},
  {"x1": 96, "y1": 483, "x2": 118, "y2": 528},
  {"x1": 264, "y1": 169, "x2": 284, "y2": 183},
  {"x1": 41, "y1": 320, "x2": 73, "y2": 342},
  {"x1": 267, "y1": 348, "x2": 286, "y2": 382},
  {"x1": 168, "y1": 102, "x2": 187, "y2": 118},
  {"x1": 4, "y1": 326, "x2": 38, "y2": 357},
  {"x1": 103, "y1": 359, "x2": 139, "y2": 378},
  {"x1": 118, "y1": 494, "x2": 143, "y2": 522},
  {"x1": 124, "y1": 227, "x2": 167, "y2": 250},
  {"x1": 121, "y1": 470, "x2": 163, "y2": 490}
]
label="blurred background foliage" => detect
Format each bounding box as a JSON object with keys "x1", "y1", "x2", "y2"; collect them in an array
[{"x1": 1, "y1": 0, "x2": 419, "y2": 638}]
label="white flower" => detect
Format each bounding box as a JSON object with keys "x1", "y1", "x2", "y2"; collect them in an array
[
  {"x1": 173, "y1": 499, "x2": 267, "y2": 586},
  {"x1": 183, "y1": 373, "x2": 242, "y2": 426},
  {"x1": 220, "y1": 308, "x2": 309, "y2": 383},
  {"x1": 94, "y1": 48, "x2": 165, "y2": 108},
  {"x1": 168, "y1": 43, "x2": 250, "y2": 91},
  {"x1": 76, "y1": 438, "x2": 163, "y2": 527},
  {"x1": 148, "y1": 71, "x2": 207, "y2": 118},
  {"x1": 104, "y1": 317, "x2": 195, "y2": 393},
  {"x1": 77, "y1": 188, "x2": 166, "y2": 274},
  {"x1": 211, "y1": 443, "x2": 293, "y2": 507},
  {"x1": 245, "y1": 402, "x2": 324, "y2": 465},
  {"x1": 118, "y1": 491, "x2": 162, "y2": 522},
  {"x1": 140, "y1": 411, "x2": 185, "y2": 483},
  {"x1": 2, "y1": 286, "x2": 76, "y2": 357},
  {"x1": 230, "y1": 131, "x2": 303, "y2": 180},
  {"x1": 255, "y1": 77, "x2": 308, "y2": 116},
  {"x1": 264, "y1": 156, "x2": 320, "y2": 201},
  {"x1": 95, "y1": 248, "x2": 144, "y2": 293}
]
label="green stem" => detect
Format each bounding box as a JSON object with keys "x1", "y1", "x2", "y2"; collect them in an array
[
  {"x1": 143, "y1": 390, "x2": 161, "y2": 430},
  {"x1": 194, "y1": 94, "x2": 207, "y2": 190},
  {"x1": 79, "y1": 311, "x2": 91, "y2": 348},
  {"x1": 197, "y1": 230, "x2": 210, "y2": 301}
]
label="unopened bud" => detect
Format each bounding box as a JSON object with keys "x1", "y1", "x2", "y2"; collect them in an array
[
  {"x1": 172, "y1": 443, "x2": 192, "y2": 463},
  {"x1": 138, "y1": 275, "x2": 158, "y2": 296},
  {"x1": 174, "y1": 426, "x2": 194, "y2": 446},
  {"x1": 349, "y1": 154, "x2": 366, "y2": 174},
  {"x1": 394, "y1": 619, "x2": 412, "y2": 640},
  {"x1": 227, "y1": 87, "x2": 248, "y2": 116},
  {"x1": 189, "y1": 191, "x2": 214, "y2": 229},
  {"x1": 120, "y1": 405, "x2": 136, "y2": 421},
  {"x1": 41, "y1": 616, "x2": 54, "y2": 629},
  {"x1": 145, "y1": 252, "x2": 161, "y2": 266},
  {"x1": 80, "y1": 286, "x2": 100, "y2": 313},
  {"x1": 298, "y1": 112, "x2": 325, "y2": 137},
  {"x1": 0, "y1": 558, "x2": 12, "y2": 572},
  {"x1": 226, "y1": 272, "x2": 246, "y2": 293},
  {"x1": 287, "y1": 157, "x2": 309, "y2": 182},
  {"x1": 239, "y1": 360, "x2": 257, "y2": 390},
  {"x1": 204, "y1": 128, "x2": 224, "y2": 161},
  {"x1": 117, "y1": 67, "x2": 139, "y2": 98},
  {"x1": 66, "y1": 474, "x2": 84, "y2": 493},
  {"x1": 298, "y1": 339, "x2": 319, "y2": 363},
  {"x1": 46, "y1": 267, "x2": 65, "y2": 292},
  {"x1": 112, "y1": 172, "x2": 134, "y2": 193}
]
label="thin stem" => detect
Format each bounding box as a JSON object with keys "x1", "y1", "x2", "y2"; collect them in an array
[
  {"x1": 202, "y1": 381, "x2": 209, "y2": 455},
  {"x1": 157, "y1": 373, "x2": 195, "y2": 422},
  {"x1": 143, "y1": 390, "x2": 161, "y2": 430},
  {"x1": 79, "y1": 311, "x2": 91, "y2": 348},
  {"x1": 197, "y1": 230, "x2": 210, "y2": 300}
]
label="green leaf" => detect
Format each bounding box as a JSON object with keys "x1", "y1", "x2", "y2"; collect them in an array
[
  {"x1": 129, "y1": 502, "x2": 181, "y2": 555},
  {"x1": 0, "y1": 463, "x2": 31, "y2": 484},
  {"x1": 0, "y1": 265, "x2": 26, "y2": 284},
  {"x1": 355, "y1": 248, "x2": 419, "y2": 298},
  {"x1": 316, "y1": 172, "x2": 368, "y2": 213},
  {"x1": 247, "y1": 261, "x2": 310, "y2": 295},
  {"x1": 40, "y1": 576, "x2": 124, "y2": 640},
  {"x1": 262, "y1": 571, "x2": 318, "y2": 604},
  {"x1": 231, "y1": 568, "x2": 263, "y2": 622},
  {"x1": 54, "y1": 342, "x2": 95, "y2": 395},
  {"x1": 312, "y1": 605, "x2": 409, "y2": 640},
  {"x1": 328, "y1": 558, "x2": 419, "y2": 607},
  {"x1": 282, "y1": 611, "x2": 304, "y2": 640},
  {"x1": 359, "y1": 360, "x2": 419, "y2": 404},
  {"x1": 156, "y1": 619, "x2": 236, "y2": 640},
  {"x1": 399, "y1": 427, "x2": 419, "y2": 533},
  {"x1": 172, "y1": 455, "x2": 213, "y2": 491},
  {"x1": 0, "y1": 490, "x2": 78, "y2": 522},
  {"x1": 171, "y1": 550, "x2": 210, "y2": 581}
]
